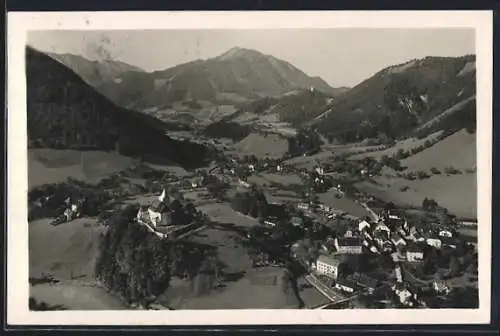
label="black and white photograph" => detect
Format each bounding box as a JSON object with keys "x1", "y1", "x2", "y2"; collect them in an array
[{"x1": 7, "y1": 11, "x2": 493, "y2": 326}]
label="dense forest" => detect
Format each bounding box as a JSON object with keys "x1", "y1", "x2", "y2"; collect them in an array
[
  {"x1": 287, "y1": 128, "x2": 323, "y2": 157},
  {"x1": 203, "y1": 121, "x2": 252, "y2": 141},
  {"x1": 315, "y1": 55, "x2": 476, "y2": 143},
  {"x1": 94, "y1": 204, "x2": 214, "y2": 307}
]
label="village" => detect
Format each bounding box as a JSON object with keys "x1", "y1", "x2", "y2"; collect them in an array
[{"x1": 34, "y1": 148, "x2": 478, "y2": 310}]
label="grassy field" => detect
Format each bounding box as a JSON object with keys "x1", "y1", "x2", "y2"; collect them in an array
[
  {"x1": 28, "y1": 217, "x2": 127, "y2": 310},
  {"x1": 234, "y1": 133, "x2": 289, "y2": 158},
  {"x1": 159, "y1": 201, "x2": 329, "y2": 309},
  {"x1": 28, "y1": 149, "x2": 137, "y2": 189},
  {"x1": 30, "y1": 282, "x2": 126, "y2": 310},
  {"x1": 401, "y1": 130, "x2": 476, "y2": 171},
  {"x1": 29, "y1": 218, "x2": 105, "y2": 280},
  {"x1": 318, "y1": 190, "x2": 370, "y2": 218},
  {"x1": 354, "y1": 129, "x2": 477, "y2": 218},
  {"x1": 349, "y1": 132, "x2": 443, "y2": 160},
  {"x1": 357, "y1": 173, "x2": 476, "y2": 218}
]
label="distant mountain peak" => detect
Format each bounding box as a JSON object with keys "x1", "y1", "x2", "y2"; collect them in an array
[{"x1": 216, "y1": 46, "x2": 267, "y2": 61}]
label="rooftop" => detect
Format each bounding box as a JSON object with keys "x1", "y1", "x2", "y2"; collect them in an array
[{"x1": 317, "y1": 254, "x2": 342, "y2": 267}]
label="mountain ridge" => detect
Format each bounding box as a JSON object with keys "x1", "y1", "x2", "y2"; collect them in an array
[
  {"x1": 49, "y1": 46, "x2": 346, "y2": 111},
  {"x1": 47, "y1": 51, "x2": 145, "y2": 87},
  {"x1": 312, "y1": 54, "x2": 476, "y2": 142},
  {"x1": 27, "y1": 46, "x2": 211, "y2": 169}
]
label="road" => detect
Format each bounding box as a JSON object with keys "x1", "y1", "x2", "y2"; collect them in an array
[{"x1": 304, "y1": 273, "x2": 347, "y2": 303}]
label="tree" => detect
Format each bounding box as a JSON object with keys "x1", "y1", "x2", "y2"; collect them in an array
[{"x1": 185, "y1": 202, "x2": 196, "y2": 216}]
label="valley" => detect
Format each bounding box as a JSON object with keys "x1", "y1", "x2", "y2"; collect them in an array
[{"x1": 25, "y1": 43, "x2": 478, "y2": 311}]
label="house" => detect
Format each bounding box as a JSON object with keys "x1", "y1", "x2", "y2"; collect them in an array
[
  {"x1": 369, "y1": 245, "x2": 380, "y2": 254},
  {"x1": 411, "y1": 231, "x2": 426, "y2": 243},
  {"x1": 433, "y1": 281, "x2": 451, "y2": 295},
  {"x1": 239, "y1": 179, "x2": 251, "y2": 188},
  {"x1": 297, "y1": 203, "x2": 310, "y2": 211},
  {"x1": 315, "y1": 166, "x2": 325, "y2": 175},
  {"x1": 263, "y1": 217, "x2": 278, "y2": 228},
  {"x1": 426, "y1": 236, "x2": 442, "y2": 249},
  {"x1": 291, "y1": 216, "x2": 304, "y2": 227},
  {"x1": 335, "y1": 278, "x2": 357, "y2": 293},
  {"x1": 438, "y1": 229, "x2": 453, "y2": 238},
  {"x1": 191, "y1": 176, "x2": 204, "y2": 188},
  {"x1": 344, "y1": 230, "x2": 353, "y2": 238},
  {"x1": 334, "y1": 237, "x2": 363, "y2": 254},
  {"x1": 375, "y1": 222, "x2": 391, "y2": 235},
  {"x1": 352, "y1": 273, "x2": 380, "y2": 295},
  {"x1": 358, "y1": 220, "x2": 371, "y2": 232},
  {"x1": 313, "y1": 255, "x2": 344, "y2": 280},
  {"x1": 406, "y1": 242, "x2": 425, "y2": 263},
  {"x1": 392, "y1": 282, "x2": 417, "y2": 307}
]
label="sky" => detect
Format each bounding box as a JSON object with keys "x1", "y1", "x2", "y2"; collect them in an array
[{"x1": 27, "y1": 29, "x2": 475, "y2": 88}]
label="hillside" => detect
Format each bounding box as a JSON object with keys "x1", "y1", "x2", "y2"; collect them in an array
[
  {"x1": 356, "y1": 129, "x2": 477, "y2": 218},
  {"x1": 48, "y1": 52, "x2": 145, "y2": 87},
  {"x1": 401, "y1": 129, "x2": 476, "y2": 171},
  {"x1": 227, "y1": 88, "x2": 334, "y2": 126},
  {"x1": 26, "y1": 46, "x2": 212, "y2": 169},
  {"x1": 95, "y1": 47, "x2": 345, "y2": 111},
  {"x1": 314, "y1": 55, "x2": 476, "y2": 142}
]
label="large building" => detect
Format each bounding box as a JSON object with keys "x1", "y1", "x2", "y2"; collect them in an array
[
  {"x1": 313, "y1": 255, "x2": 344, "y2": 280},
  {"x1": 335, "y1": 237, "x2": 363, "y2": 254}
]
